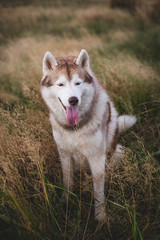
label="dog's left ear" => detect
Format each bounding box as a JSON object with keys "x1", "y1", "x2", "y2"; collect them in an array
[{"x1": 76, "y1": 49, "x2": 90, "y2": 72}]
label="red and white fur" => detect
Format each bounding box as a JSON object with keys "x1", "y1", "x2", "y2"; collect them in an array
[{"x1": 40, "y1": 49, "x2": 137, "y2": 221}]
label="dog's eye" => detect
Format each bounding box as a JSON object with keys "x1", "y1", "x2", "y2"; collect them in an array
[
  {"x1": 57, "y1": 83, "x2": 64, "y2": 87},
  {"x1": 75, "y1": 82, "x2": 81, "y2": 86}
]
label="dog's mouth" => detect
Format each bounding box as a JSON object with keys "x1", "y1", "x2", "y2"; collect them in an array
[{"x1": 58, "y1": 98, "x2": 78, "y2": 126}]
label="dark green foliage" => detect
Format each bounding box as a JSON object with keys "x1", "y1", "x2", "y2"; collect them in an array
[{"x1": 120, "y1": 27, "x2": 160, "y2": 65}]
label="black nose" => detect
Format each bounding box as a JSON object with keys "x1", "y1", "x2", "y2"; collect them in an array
[{"x1": 68, "y1": 97, "x2": 78, "y2": 106}]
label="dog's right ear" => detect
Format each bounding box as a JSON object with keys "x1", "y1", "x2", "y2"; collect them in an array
[
  {"x1": 43, "y1": 51, "x2": 58, "y2": 74},
  {"x1": 76, "y1": 49, "x2": 90, "y2": 73}
]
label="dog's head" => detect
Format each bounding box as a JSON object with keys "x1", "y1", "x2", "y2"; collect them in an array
[{"x1": 41, "y1": 50, "x2": 95, "y2": 126}]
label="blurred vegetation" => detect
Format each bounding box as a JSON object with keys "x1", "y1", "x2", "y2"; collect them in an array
[
  {"x1": 120, "y1": 27, "x2": 160, "y2": 65},
  {"x1": 0, "y1": 1, "x2": 160, "y2": 240},
  {"x1": 0, "y1": 0, "x2": 107, "y2": 7}
]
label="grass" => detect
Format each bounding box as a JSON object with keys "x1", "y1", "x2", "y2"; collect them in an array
[{"x1": 0, "y1": 2, "x2": 160, "y2": 240}]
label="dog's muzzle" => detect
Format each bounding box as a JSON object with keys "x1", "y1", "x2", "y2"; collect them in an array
[{"x1": 58, "y1": 97, "x2": 79, "y2": 126}]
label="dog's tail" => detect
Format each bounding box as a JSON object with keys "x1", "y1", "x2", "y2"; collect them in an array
[{"x1": 118, "y1": 115, "x2": 137, "y2": 134}]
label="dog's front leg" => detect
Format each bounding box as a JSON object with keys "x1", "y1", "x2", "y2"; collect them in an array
[
  {"x1": 88, "y1": 155, "x2": 106, "y2": 221},
  {"x1": 58, "y1": 149, "x2": 73, "y2": 194}
]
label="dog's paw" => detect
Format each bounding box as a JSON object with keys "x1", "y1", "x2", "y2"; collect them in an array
[
  {"x1": 95, "y1": 204, "x2": 107, "y2": 222},
  {"x1": 61, "y1": 190, "x2": 70, "y2": 203},
  {"x1": 109, "y1": 144, "x2": 124, "y2": 170},
  {"x1": 95, "y1": 211, "x2": 107, "y2": 222}
]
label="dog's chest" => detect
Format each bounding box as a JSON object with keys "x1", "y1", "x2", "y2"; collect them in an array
[{"x1": 53, "y1": 127, "x2": 105, "y2": 157}]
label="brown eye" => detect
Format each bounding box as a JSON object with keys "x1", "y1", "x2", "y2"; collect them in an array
[
  {"x1": 57, "y1": 83, "x2": 64, "y2": 87},
  {"x1": 75, "y1": 82, "x2": 81, "y2": 86}
]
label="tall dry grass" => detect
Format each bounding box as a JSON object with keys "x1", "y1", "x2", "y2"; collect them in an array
[{"x1": 0, "y1": 3, "x2": 160, "y2": 240}]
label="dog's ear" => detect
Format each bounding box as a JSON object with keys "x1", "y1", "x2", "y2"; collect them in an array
[
  {"x1": 43, "y1": 51, "x2": 58, "y2": 74},
  {"x1": 76, "y1": 49, "x2": 90, "y2": 72}
]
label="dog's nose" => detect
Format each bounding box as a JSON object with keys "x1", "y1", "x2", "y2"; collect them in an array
[{"x1": 68, "y1": 97, "x2": 78, "y2": 106}]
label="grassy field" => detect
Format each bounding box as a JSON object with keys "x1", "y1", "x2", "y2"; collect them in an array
[{"x1": 0, "y1": 1, "x2": 160, "y2": 240}]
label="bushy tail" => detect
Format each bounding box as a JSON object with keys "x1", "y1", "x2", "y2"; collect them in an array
[{"x1": 118, "y1": 115, "x2": 137, "y2": 134}]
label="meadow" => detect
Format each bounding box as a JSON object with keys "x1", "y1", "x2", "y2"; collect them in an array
[{"x1": 0, "y1": 1, "x2": 160, "y2": 239}]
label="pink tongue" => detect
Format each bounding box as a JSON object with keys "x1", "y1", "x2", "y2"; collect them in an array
[{"x1": 66, "y1": 107, "x2": 78, "y2": 126}]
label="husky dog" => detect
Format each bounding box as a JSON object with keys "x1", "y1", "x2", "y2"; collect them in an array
[{"x1": 40, "y1": 49, "x2": 136, "y2": 221}]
